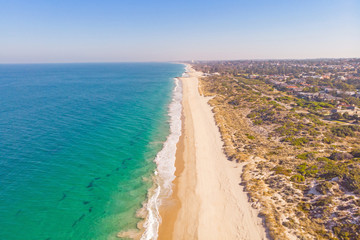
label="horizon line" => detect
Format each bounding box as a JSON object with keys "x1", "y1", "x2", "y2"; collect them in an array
[{"x1": 1, "y1": 57, "x2": 360, "y2": 65}]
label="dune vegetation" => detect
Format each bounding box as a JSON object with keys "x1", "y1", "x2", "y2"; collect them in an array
[{"x1": 193, "y1": 60, "x2": 360, "y2": 240}]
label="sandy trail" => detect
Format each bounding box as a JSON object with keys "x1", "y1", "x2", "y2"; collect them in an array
[{"x1": 158, "y1": 65, "x2": 267, "y2": 240}]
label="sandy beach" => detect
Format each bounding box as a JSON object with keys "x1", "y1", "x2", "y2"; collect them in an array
[{"x1": 158, "y1": 65, "x2": 268, "y2": 240}]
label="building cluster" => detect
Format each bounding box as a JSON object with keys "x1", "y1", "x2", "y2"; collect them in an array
[
  {"x1": 197, "y1": 58, "x2": 360, "y2": 116},
  {"x1": 249, "y1": 59, "x2": 360, "y2": 115}
]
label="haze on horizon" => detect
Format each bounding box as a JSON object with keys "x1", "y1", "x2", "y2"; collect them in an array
[{"x1": 0, "y1": 0, "x2": 359, "y2": 63}]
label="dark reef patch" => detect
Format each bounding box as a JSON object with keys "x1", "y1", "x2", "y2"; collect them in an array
[
  {"x1": 59, "y1": 193, "x2": 66, "y2": 201},
  {"x1": 86, "y1": 180, "x2": 94, "y2": 188},
  {"x1": 72, "y1": 214, "x2": 85, "y2": 227}
]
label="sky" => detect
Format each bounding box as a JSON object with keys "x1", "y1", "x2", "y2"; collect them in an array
[{"x1": 0, "y1": 0, "x2": 359, "y2": 63}]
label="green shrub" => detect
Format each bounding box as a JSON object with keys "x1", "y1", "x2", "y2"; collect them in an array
[
  {"x1": 306, "y1": 114, "x2": 325, "y2": 126},
  {"x1": 309, "y1": 129, "x2": 320, "y2": 136},
  {"x1": 247, "y1": 112, "x2": 256, "y2": 118},
  {"x1": 351, "y1": 149, "x2": 360, "y2": 158},
  {"x1": 318, "y1": 160, "x2": 347, "y2": 179},
  {"x1": 316, "y1": 157, "x2": 330, "y2": 162},
  {"x1": 272, "y1": 166, "x2": 292, "y2": 176},
  {"x1": 298, "y1": 202, "x2": 311, "y2": 213},
  {"x1": 291, "y1": 174, "x2": 305, "y2": 183},
  {"x1": 331, "y1": 112, "x2": 342, "y2": 120},
  {"x1": 290, "y1": 137, "x2": 309, "y2": 146},
  {"x1": 323, "y1": 137, "x2": 335, "y2": 144},
  {"x1": 296, "y1": 152, "x2": 315, "y2": 160},
  {"x1": 305, "y1": 165, "x2": 318, "y2": 177},
  {"x1": 296, "y1": 163, "x2": 318, "y2": 177},
  {"x1": 275, "y1": 96, "x2": 292, "y2": 103},
  {"x1": 313, "y1": 196, "x2": 333, "y2": 206},
  {"x1": 296, "y1": 153, "x2": 308, "y2": 160},
  {"x1": 297, "y1": 163, "x2": 308, "y2": 175},
  {"x1": 329, "y1": 151, "x2": 353, "y2": 160},
  {"x1": 269, "y1": 100, "x2": 280, "y2": 107},
  {"x1": 245, "y1": 133, "x2": 255, "y2": 140},
  {"x1": 332, "y1": 224, "x2": 360, "y2": 240},
  {"x1": 315, "y1": 181, "x2": 332, "y2": 194},
  {"x1": 331, "y1": 125, "x2": 360, "y2": 137}
]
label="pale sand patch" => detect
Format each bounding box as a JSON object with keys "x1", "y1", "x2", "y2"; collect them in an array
[{"x1": 158, "y1": 65, "x2": 268, "y2": 240}]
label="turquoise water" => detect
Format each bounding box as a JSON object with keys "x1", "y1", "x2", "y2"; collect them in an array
[{"x1": 0, "y1": 63, "x2": 184, "y2": 240}]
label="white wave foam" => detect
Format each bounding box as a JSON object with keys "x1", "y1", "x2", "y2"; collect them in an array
[{"x1": 140, "y1": 76, "x2": 183, "y2": 240}]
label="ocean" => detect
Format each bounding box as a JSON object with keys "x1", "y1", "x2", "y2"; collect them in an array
[{"x1": 0, "y1": 63, "x2": 184, "y2": 240}]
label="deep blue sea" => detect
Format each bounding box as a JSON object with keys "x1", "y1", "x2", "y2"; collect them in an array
[{"x1": 0, "y1": 63, "x2": 184, "y2": 240}]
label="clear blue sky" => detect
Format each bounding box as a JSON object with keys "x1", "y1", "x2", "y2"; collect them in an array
[{"x1": 0, "y1": 0, "x2": 359, "y2": 63}]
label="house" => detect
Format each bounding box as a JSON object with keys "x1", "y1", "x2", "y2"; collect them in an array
[
  {"x1": 312, "y1": 75, "x2": 322, "y2": 79},
  {"x1": 337, "y1": 103, "x2": 348, "y2": 109},
  {"x1": 284, "y1": 85, "x2": 302, "y2": 93},
  {"x1": 289, "y1": 78, "x2": 304, "y2": 84},
  {"x1": 337, "y1": 76, "x2": 346, "y2": 81},
  {"x1": 347, "y1": 105, "x2": 357, "y2": 111},
  {"x1": 249, "y1": 74, "x2": 258, "y2": 79},
  {"x1": 316, "y1": 93, "x2": 339, "y2": 101},
  {"x1": 300, "y1": 82, "x2": 313, "y2": 87},
  {"x1": 322, "y1": 74, "x2": 331, "y2": 79},
  {"x1": 297, "y1": 92, "x2": 317, "y2": 100},
  {"x1": 353, "y1": 93, "x2": 360, "y2": 99},
  {"x1": 324, "y1": 88, "x2": 336, "y2": 93},
  {"x1": 343, "y1": 91, "x2": 356, "y2": 96}
]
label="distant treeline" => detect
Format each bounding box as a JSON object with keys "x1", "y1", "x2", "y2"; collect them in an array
[{"x1": 194, "y1": 59, "x2": 360, "y2": 76}]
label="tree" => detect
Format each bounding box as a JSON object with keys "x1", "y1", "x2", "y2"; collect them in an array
[
  {"x1": 329, "y1": 152, "x2": 353, "y2": 160},
  {"x1": 331, "y1": 112, "x2": 342, "y2": 120},
  {"x1": 343, "y1": 112, "x2": 351, "y2": 120}
]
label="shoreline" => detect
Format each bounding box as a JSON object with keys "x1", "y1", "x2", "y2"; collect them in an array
[
  {"x1": 157, "y1": 64, "x2": 268, "y2": 239},
  {"x1": 157, "y1": 113, "x2": 185, "y2": 239},
  {"x1": 138, "y1": 74, "x2": 184, "y2": 240}
]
